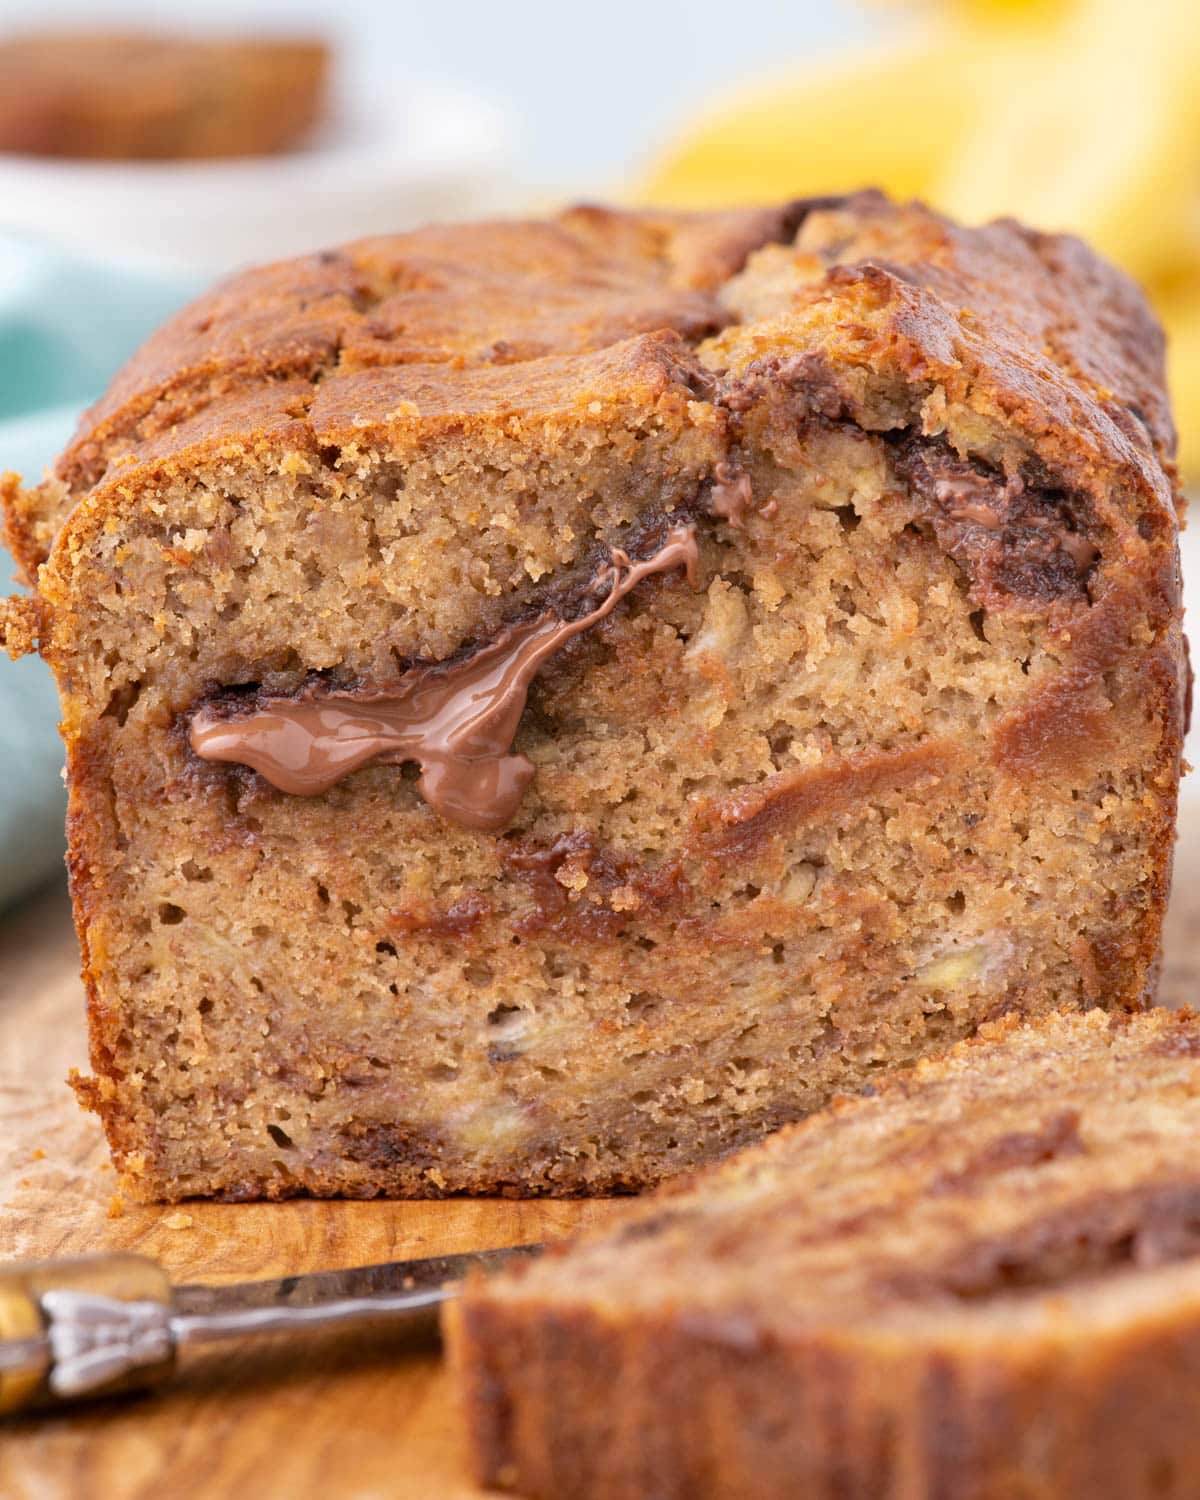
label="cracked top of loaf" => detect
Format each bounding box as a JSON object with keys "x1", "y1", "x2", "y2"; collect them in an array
[{"x1": 3, "y1": 191, "x2": 1179, "y2": 591}]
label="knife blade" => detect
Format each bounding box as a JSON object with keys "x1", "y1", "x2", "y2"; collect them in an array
[{"x1": 0, "y1": 1243, "x2": 539, "y2": 1414}]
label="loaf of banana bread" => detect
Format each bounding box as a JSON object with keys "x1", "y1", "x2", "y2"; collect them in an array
[
  {"x1": 448, "y1": 1008, "x2": 1200, "y2": 1500},
  {"x1": 0, "y1": 192, "x2": 1185, "y2": 1200}
]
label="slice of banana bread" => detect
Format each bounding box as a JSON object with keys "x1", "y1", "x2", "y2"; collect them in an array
[
  {"x1": 448, "y1": 1008, "x2": 1200, "y2": 1500},
  {"x1": 0, "y1": 31, "x2": 328, "y2": 161},
  {"x1": 0, "y1": 193, "x2": 1185, "y2": 1201}
]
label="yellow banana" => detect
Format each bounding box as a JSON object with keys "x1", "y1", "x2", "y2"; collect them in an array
[
  {"x1": 639, "y1": 31, "x2": 983, "y2": 209},
  {"x1": 952, "y1": 0, "x2": 1064, "y2": 12},
  {"x1": 921, "y1": 0, "x2": 1070, "y2": 16},
  {"x1": 1153, "y1": 283, "x2": 1200, "y2": 480},
  {"x1": 934, "y1": 0, "x2": 1200, "y2": 281}
]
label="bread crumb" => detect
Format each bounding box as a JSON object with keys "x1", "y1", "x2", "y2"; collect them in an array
[
  {"x1": 107, "y1": 1195, "x2": 125, "y2": 1219},
  {"x1": 30, "y1": 1148, "x2": 45, "y2": 1161},
  {"x1": 162, "y1": 1211, "x2": 194, "y2": 1230}
]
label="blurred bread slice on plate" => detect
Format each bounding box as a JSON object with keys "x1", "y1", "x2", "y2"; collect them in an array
[{"x1": 0, "y1": 77, "x2": 515, "y2": 274}]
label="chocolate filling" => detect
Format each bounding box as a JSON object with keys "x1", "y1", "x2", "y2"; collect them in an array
[
  {"x1": 911, "y1": 1178, "x2": 1200, "y2": 1303},
  {"x1": 719, "y1": 348, "x2": 1100, "y2": 607},
  {"x1": 709, "y1": 461, "x2": 754, "y2": 528},
  {"x1": 188, "y1": 523, "x2": 700, "y2": 833},
  {"x1": 708, "y1": 461, "x2": 776, "y2": 529},
  {"x1": 891, "y1": 436, "x2": 1098, "y2": 606}
]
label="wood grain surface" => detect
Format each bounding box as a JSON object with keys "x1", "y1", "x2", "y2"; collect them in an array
[{"x1": 3, "y1": 806, "x2": 1200, "y2": 1500}]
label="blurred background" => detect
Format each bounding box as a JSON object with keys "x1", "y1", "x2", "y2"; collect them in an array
[{"x1": 1, "y1": 0, "x2": 1198, "y2": 908}]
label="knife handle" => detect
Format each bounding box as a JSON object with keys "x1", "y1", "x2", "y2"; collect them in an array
[{"x1": 0, "y1": 1253, "x2": 174, "y2": 1415}]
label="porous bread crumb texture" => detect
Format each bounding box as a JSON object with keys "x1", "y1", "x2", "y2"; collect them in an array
[
  {"x1": 448, "y1": 1009, "x2": 1200, "y2": 1500},
  {"x1": 2, "y1": 193, "x2": 1185, "y2": 1201}
]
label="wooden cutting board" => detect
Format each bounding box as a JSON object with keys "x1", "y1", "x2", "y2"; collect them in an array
[{"x1": 4, "y1": 806, "x2": 1200, "y2": 1500}]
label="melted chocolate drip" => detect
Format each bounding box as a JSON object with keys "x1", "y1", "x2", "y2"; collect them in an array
[
  {"x1": 891, "y1": 437, "x2": 1099, "y2": 604},
  {"x1": 710, "y1": 461, "x2": 755, "y2": 529},
  {"x1": 189, "y1": 524, "x2": 700, "y2": 833}
]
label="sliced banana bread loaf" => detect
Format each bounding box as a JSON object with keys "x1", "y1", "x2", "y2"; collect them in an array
[
  {"x1": 0, "y1": 192, "x2": 1185, "y2": 1200},
  {"x1": 448, "y1": 1008, "x2": 1200, "y2": 1500}
]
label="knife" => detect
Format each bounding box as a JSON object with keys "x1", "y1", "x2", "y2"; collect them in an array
[{"x1": 0, "y1": 1243, "x2": 538, "y2": 1415}]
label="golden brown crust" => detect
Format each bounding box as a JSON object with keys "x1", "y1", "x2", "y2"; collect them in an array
[
  {"x1": 1, "y1": 470, "x2": 61, "y2": 587},
  {"x1": 44, "y1": 207, "x2": 793, "y2": 504},
  {"x1": 0, "y1": 31, "x2": 328, "y2": 162},
  {"x1": 711, "y1": 192, "x2": 1177, "y2": 487},
  {"x1": 449, "y1": 1010, "x2": 1200, "y2": 1500},
  {"x1": 12, "y1": 193, "x2": 1178, "y2": 605},
  {"x1": 20, "y1": 194, "x2": 1172, "y2": 540},
  {"x1": 9, "y1": 193, "x2": 1176, "y2": 588},
  {"x1": 0, "y1": 594, "x2": 43, "y2": 658}
]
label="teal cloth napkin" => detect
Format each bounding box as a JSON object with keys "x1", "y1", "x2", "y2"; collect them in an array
[{"x1": 0, "y1": 238, "x2": 198, "y2": 909}]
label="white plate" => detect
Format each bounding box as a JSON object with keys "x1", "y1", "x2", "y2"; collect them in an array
[{"x1": 0, "y1": 78, "x2": 517, "y2": 275}]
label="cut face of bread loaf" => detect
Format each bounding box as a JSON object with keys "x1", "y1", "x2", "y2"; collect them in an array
[
  {"x1": 0, "y1": 192, "x2": 1184, "y2": 1200},
  {"x1": 447, "y1": 1009, "x2": 1200, "y2": 1500}
]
